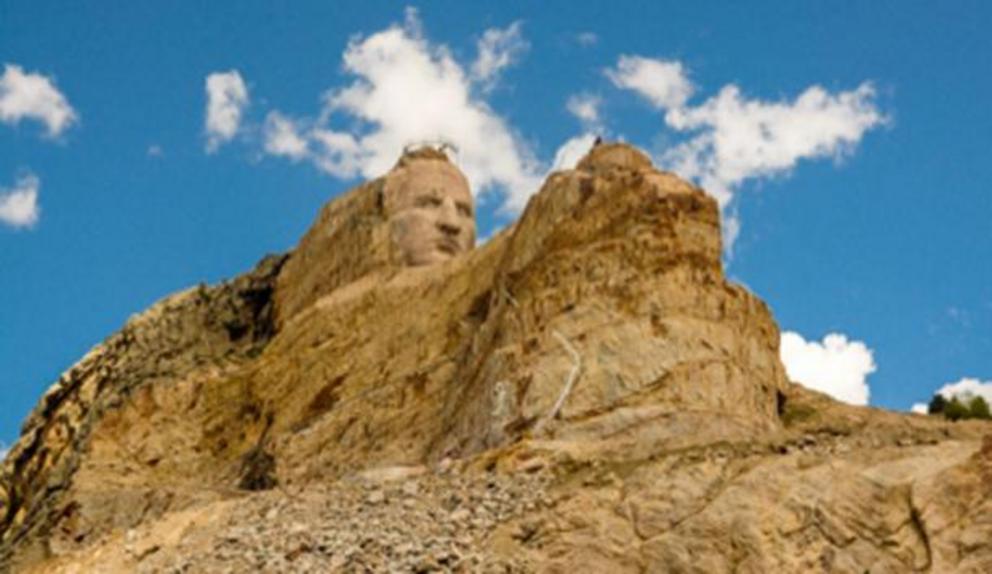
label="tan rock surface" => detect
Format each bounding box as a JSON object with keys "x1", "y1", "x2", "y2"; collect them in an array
[{"x1": 1, "y1": 144, "x2": 990, "y2": 573}]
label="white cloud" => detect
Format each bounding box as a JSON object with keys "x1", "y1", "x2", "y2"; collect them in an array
[
  {"x1": 606, "y1": 56, "x2": 694, "y2": 110},
  {"x1": 945, "y1": 306, "x2": 972, "y2": 328},
  {"x1": 308, "y1": 127, "x2": 362, "y2": 179},
  {"x1": 471, "y1": 21, "x2": 528, "y2": 89},
  {"x1": 0, "y1": 442, "x2": 7, "y2": 462},
  {"x1": 575, "y1": 32, "x2": 598, "y2": 47},
  {"x1": 0, "y1": 173, "x2": 41, "y2": 229},
  {"x1": 550, "y1": 133, "x2": 597, "y2": 172},
  {"x1": 0, "y1": 63, "x2": 77, "y2": 137},
  {"x1": 146, "y1": 144, "x2": 163, "y2": 157},
  {"x1": 249, "y1": 19, "x2": 884, "y2": 229},
  {"x1": 910, "y1": 377, "x2": 992, "y2": 414},
  {"x1": 566, "y1": 93, "x2": 602, "y2": 128},
  {"x1": 557, "y1": 94, "x2": 604, "y2": 172},
  {"x1": 263, "y1": 112, "x2": 309, "y2": 161},
  {"x1": 932, "y1": 378, "x2": 992, "y2": 403},
  {"x1": 780, "y1": 331, "x2": 876, "y2": 406},
  {"x1": 606, "y1": 56, "x2": 885, "y2": 252},
  {"x1": 204, "y1": 70, "x2": 249, "y2": 153},
  {"x1": 262, "y1": 11, "x2": 542, "y2": 213},
  {"x1": 663, "y1": 83, "x2": 885, "y2": 208}
]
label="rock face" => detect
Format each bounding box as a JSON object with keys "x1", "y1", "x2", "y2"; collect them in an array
[
  {"x1": 0, "y1": 254, "x2": 287, "y2": 567},
  {"x1": 1, "y1": 144, "x2": 990, "y2": 573}
]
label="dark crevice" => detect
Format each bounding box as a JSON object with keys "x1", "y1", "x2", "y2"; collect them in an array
[
  {"x1": 908, "y1": 493, "x2": 933, "y2": 572},
  {"x1": 238, "y1": 412, "x2": 278, "y2": 492}
]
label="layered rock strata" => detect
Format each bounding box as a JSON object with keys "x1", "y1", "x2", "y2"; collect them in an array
[{"x1": 1, "y1": 144, "x2": 989, "y2": 573}]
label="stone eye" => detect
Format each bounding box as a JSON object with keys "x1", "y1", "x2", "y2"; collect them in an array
[
  {"x1": 416, "y1": 195, "x2": 443, "y2": 208},
  {"x1": 456, "y1": 202, "x2": 472, "y2": 217}
]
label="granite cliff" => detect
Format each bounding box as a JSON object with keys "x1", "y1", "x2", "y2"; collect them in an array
[{"x1": 1, "y1": 144, "x2": 990, "y2": 573}]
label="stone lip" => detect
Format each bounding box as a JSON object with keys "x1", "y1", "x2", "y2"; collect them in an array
[{"x1": 2, "y1": 143, "x2": 991, "y2": 573}]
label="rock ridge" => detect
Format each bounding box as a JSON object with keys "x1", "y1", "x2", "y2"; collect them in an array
[{"x1": 0, "y1": 143, "x2": 990, "y2": 573}]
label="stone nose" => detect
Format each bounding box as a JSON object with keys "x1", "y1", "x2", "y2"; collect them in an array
[{"x1": 436, "y1": 199, "x2": 461, "y2": 236}]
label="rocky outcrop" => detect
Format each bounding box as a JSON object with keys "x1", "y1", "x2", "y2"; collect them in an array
[
  {"x1": 438, "y1": 144, "x2": 785, "y2": 458},
  {"x1": 1, "y1": 144, "x2": 990, "y2": 573},
  {"x1": 0, "y1": 254, "x2": 286, "y2": 567}
]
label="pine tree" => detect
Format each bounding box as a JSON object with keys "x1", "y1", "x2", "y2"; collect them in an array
[
  {"x1": 943, "y1": 397, "x2": 969, "y2": 421},
  {"x1": 928, "y1": 394, "x2": 947, "y2": 415},
  {"x1": 968, "y1": 396, "x2": 991, "y2": 420}
]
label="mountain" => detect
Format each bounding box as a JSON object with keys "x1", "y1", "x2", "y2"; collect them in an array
[{"x1": 2, "y1": 144, "x2": 990, "y2": 573}]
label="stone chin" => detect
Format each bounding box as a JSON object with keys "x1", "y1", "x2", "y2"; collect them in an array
[
  {"x1": 412, "y1": 247, "x2": 463, "y2": 267},
  {"x1": 422, "y1": 239, "x2": 468, "y2": 266}
]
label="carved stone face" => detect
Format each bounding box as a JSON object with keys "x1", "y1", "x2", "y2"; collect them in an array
[{"x1": 384, "y1": 159, "x2": 476, "y2": 266}]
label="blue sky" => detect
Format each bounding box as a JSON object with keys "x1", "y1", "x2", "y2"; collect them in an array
[{"x1": 2, "y1": 1, "x2": 990, "y2": 446}]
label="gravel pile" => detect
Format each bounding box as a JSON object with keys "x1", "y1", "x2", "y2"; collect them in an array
[{"x1": 137, "y1": 467, "x2": 551, "y2": 573}]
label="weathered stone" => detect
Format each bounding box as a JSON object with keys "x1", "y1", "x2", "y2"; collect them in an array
[{"x1": 1, "y1": 144, "x2": 990, "y2": 573}]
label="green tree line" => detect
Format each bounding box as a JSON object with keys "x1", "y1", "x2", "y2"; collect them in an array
[{"x1": 927, "y1": 393, "x2": 992, "y2": 421}]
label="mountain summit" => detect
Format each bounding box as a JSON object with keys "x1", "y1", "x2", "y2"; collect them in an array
[{"x1": 2, "y1": 144, "x2": 990, "y2": 573}]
